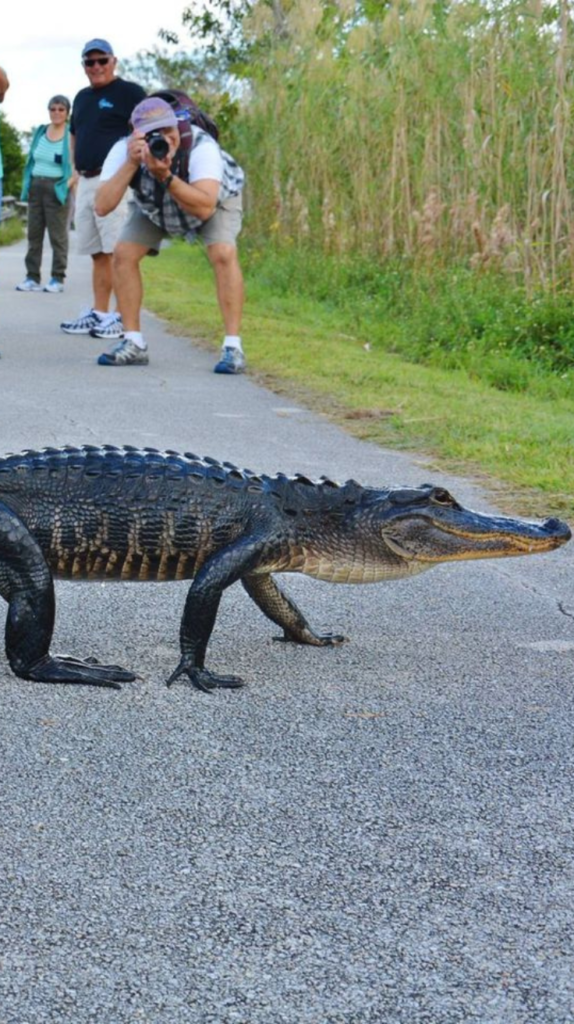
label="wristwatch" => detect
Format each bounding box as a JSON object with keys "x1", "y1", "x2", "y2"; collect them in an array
[{"x1": 163, "y1": 174, "x2": 174, "y2": 190}]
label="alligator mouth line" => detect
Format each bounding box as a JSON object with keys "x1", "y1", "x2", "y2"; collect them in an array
[{"x1": 385, "y1": 521, "x2": 566, "y2": 562}]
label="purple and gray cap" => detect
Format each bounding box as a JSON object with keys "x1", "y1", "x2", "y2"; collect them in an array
[{"x1": 131, "y1": 97, "x2": 179, "y2": 134}]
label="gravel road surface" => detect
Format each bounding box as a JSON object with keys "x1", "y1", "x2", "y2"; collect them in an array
[{"x1": 0, "y1": 237, "x2": 573, "y2": 1023}]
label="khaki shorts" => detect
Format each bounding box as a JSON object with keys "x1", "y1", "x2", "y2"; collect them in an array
[
  {"x1": 118, "y1": 193, "x2": 243, "y2": 253},
  {"x1": 75, "y1": 175, "x2": 130, "y2": 255}
]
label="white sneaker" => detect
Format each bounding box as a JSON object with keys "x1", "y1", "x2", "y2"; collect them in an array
[
  {"x1": 16, "y1": 278, "x2": 42, "y2": 292},
  {"x1": 44, "y1": 278, "x2": 64, "y2": 293},
  {"x1": 89, "y1": 314, "x2": 124, "y2": 340},
  {"x1": 61, "y1": 308, "x2": 102, "y2": 334}
]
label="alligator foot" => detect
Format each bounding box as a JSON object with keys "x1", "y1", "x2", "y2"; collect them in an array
[
  {"x1": 166, "y1": 661, "x2": 244, "y2": 693},
  {"x1": 26, "y1": 654, "x2": 135, "y2": 689},
  {"x1": 274, "y1": 631, "x2": 348, "y2": 646}
]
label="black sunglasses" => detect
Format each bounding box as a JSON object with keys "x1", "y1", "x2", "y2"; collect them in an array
[{"x1": 83, "y1": 57, "x2": 111, "y2": 67}]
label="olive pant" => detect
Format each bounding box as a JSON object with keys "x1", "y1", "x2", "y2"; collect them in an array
[{"x1": 25, "y1": 176, "x2": 70, "y2": 283}]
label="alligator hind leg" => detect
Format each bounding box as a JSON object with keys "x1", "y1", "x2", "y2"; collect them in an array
[
  {"x1": 0, "y1": 502, "x2": 134, "y2": 688},
  {"x1": 242, "y1": 573, "x2": 347, "y2": 646},
  {"x1": 25, "y1": 654, "x2": 135, "y2": 688}
]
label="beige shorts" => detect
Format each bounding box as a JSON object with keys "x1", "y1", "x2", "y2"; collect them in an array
[
  {"x1": 75, "y1": 175, "x2": 130, "y2": 255},
  {"x1": 118, "y1": 193, "x2": 243, "y2": 253}
]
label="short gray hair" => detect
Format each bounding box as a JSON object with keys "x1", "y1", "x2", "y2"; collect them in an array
[{"x1": 48, "y1": 95, "x2": 71, "y2": 114}]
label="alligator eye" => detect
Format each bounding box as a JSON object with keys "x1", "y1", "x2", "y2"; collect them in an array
[{"x1": 432, "y1": 488, "x2": 454, "y2": 506}]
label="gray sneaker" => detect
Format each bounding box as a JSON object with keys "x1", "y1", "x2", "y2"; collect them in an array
[
  {"x1": 97, "y1": 339, "x2": 149, "y2": 366},
  {"x1": 89, "y1": 314, "x2": 124, "y2": 340},
  {"x1": 213, "y1": 346, "x2": 246, "y2": 374}
]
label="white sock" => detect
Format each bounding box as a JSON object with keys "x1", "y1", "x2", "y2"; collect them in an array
[
  {"x1": 124, "y1": 331, "x2": 146, "y2": 350},
  {"x1": 95, "y1": 309, "x2": 121, "y2": 323},
  {"x1": 223, "y1": 335, "x2": 242, "y2": 351}
]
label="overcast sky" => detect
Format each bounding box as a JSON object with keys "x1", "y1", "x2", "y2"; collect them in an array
[{"x1": 2, "y1": 2, "x2": 190, "y2": 132}]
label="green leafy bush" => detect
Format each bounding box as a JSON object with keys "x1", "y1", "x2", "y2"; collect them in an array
[{"x1": 0, "y1": 113, "x2": 24, "y2": 197}]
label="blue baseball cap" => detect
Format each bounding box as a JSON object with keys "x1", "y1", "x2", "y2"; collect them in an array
[{"x1": 82, "y1": 39, "x2": 114, "y2": 58}]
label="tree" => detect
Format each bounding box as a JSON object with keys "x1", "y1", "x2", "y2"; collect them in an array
[
  {"x1": 174, "y1": 0, "x2": 395, "y2": 75},
  {"x1": 121, "y1": 43, "x2": 240, "y2": 136},
  {"x1": 0, "y1": 113, "x2": 25, "y2": 198},
  {"x1": 121, "y1": 44, "x2": 222, "y2": 96},
  {"x1": 173, "y1": 0, "x2": 254, "y2": 72}
]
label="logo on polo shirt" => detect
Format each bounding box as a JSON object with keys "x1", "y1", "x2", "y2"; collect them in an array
[{"x1": 98, "y1": 98, "x2": 114, "y2": 109}]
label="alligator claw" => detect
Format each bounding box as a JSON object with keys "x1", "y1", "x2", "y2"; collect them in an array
[
  {"x1": 274, "y1": 632, "x2": 348, "y2": 646},
  {"x1": 26, "y1": 654, "x2": 134, "y2": 689},
  {"x1": 166, "y1": 662, "x2": 244, "y2": 693}
]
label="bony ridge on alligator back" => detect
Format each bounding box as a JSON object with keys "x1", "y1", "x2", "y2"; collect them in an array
[{"x1": 0, "y1": 444, "x2": 569, "y2": 693}]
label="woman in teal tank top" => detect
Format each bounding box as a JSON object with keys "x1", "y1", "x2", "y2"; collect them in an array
[{"x1": 17, "y1": 95, "x2": 73, "y2": 292}]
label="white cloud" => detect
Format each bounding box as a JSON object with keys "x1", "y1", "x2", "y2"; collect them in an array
[{"x1": 1, "y1": 2, "x2": 189, "y2": 132}]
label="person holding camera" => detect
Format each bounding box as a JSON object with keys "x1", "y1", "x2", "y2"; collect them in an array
[
  {"x1": 60, "y1": 38, "x2": 145, "y2": 337},
  {"x1": 94, "y1": 95, "x2": 246, "y2": 371},
  {"x1": 16, "y1": 95, "x2": 73, "y2": 293}
]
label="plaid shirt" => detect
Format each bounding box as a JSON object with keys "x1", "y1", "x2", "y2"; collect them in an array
[{"x1": 133, "y1": 127, "x2": 244, "y2": 240}]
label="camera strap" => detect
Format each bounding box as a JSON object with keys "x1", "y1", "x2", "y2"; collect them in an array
[{"x1": 155, "y1": 149, "x2": 190, "y2": 234}]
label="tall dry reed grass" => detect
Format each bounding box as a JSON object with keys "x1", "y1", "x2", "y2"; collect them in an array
[{"x1": 235, "y1": 0, "x2": 574, "y2": 291}]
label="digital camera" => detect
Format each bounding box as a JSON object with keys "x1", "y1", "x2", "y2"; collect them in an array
[{"x1": 146, "y1": 131, "x2": 170, "y2": 160}]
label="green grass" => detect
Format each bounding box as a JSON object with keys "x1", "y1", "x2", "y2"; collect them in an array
[
  {"x1": 0, "y1": 217, "x2": 24, "y2": 245},
  {"x1": 143, "y1": 241, "x2": 574, "y2": 518}
]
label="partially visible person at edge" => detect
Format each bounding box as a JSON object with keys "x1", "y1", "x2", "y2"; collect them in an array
[
  {"x1": 94, "y1": 95, "x2": 246, "y2": 373},
  {"x1": 60, "y1": 38, "x2": 145, "y2": 339},
  {"x1": 0, "y1": 66, "x2": 10, "y2": 209},
  {"x1": 16, "y1": 95, "x2": 73, "y2": 293}
]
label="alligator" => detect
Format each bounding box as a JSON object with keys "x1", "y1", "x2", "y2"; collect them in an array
[{"x1": 0, "y1": 444, "x2": 569, "y2": 692}]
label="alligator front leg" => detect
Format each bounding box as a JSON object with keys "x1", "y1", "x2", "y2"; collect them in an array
[
  {"x1": 242, "y1": 573, "x2": 347, "y2": 646},
  {"x1": 0, "y1": 503, "x2": 134, "y2": 688},
  {"x1": 167, "y1": 540, "x2": 264, "y2": 693},
  {"x1": 166, "y1": 586, "x2": 243, "y2": 693}
]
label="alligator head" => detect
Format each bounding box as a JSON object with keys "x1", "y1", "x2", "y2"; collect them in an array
[{"x1": 379, "y1": 485, "x2": 571, "y2": 564}]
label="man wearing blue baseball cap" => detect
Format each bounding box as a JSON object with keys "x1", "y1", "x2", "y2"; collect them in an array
[{"x1": 60, "y1": 38, "x2": 145, "y2": 339}]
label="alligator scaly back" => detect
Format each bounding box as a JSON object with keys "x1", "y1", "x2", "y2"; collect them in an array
[{"x1": 0, "y1": 445, "x2": 367, "y2": 584}]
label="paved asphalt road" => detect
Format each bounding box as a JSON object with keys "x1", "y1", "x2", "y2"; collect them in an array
[{"x1": 0, "y1": 236, "x2": 573, "y2": 1024}]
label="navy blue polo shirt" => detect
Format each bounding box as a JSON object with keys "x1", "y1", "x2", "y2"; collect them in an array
[{"x1": 71, "y1": 78, "x2": 146, "y2": 173}]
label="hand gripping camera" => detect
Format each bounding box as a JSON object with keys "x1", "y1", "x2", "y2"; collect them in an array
[{"x1": 145, "y1": 131, "x2": 170, "y2": 160}]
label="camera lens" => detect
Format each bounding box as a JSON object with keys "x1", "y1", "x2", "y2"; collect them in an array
[{"x1": 147, "y1": 132, "x2": 169, "y2": 159}]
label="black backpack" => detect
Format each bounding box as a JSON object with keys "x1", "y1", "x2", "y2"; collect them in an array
[{"x1": 151, "y1": 89, "x2": 219, "y2": 146}]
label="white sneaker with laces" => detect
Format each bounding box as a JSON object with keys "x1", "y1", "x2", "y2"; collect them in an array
[
  {"x1": 60, "y1": 308, "x2": 102, "y2": 334},
  {"x1": 89, "y1": 314, "x2": 124, "y2": 340}
]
